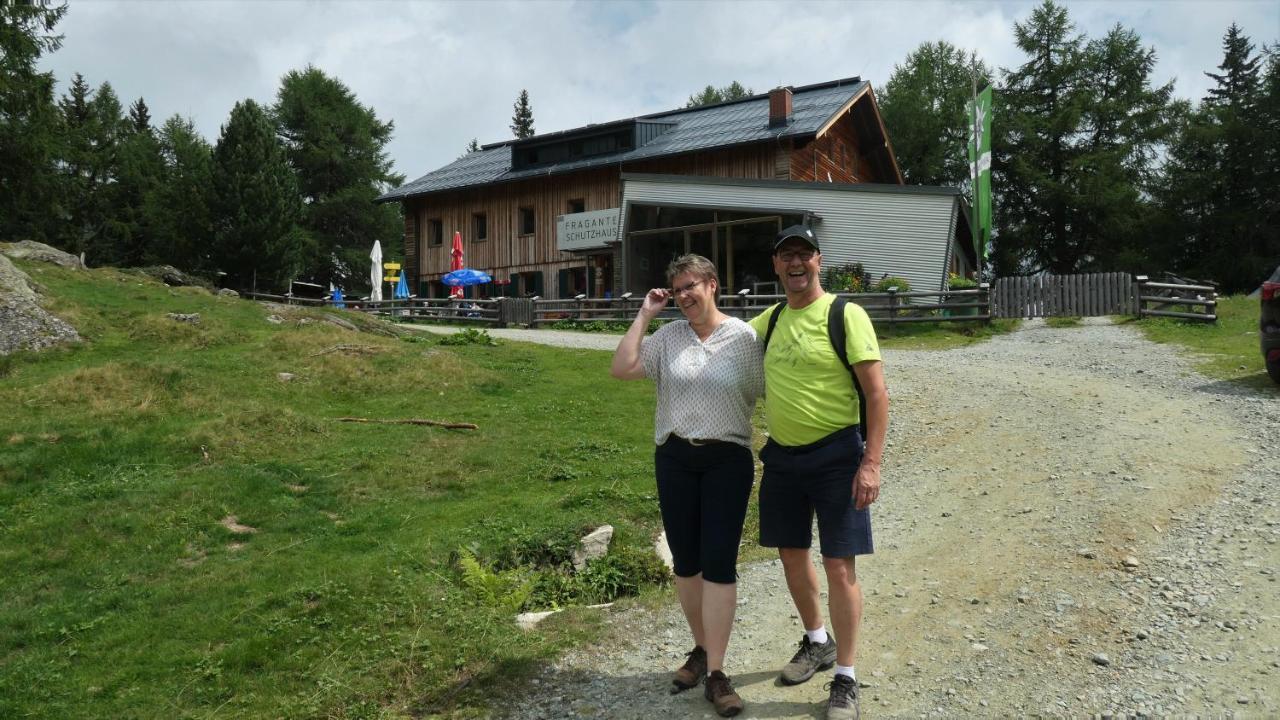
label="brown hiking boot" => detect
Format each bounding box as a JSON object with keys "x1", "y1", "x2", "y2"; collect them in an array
[
  {"x1": 670, "y1": 645, "x2": 707, "y2": 693},
  {"x1": 704, "y1": 670, "x2": 744, "y2": 717}
]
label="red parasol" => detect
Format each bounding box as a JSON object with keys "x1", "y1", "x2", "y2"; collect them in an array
[{"x1": 449, "y1": 231, "x2": 465, "y2": 298}]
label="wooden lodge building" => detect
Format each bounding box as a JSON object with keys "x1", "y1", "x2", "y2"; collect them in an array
[{"x1": 377, "y1": 77, "x2": 976, "y2": 300}]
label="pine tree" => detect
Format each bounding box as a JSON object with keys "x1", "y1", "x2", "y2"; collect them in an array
[
  {"x1": 465, "y1": 138, "x2": 480, "y2": 153},
  {"x1": 128, "y1": 97, "x2": 151, "y2": 133},
  {"x1": 152, "y1": 115, "x2": 214, "y2": 272},
  {"x1": 56, "y1": 72, "x2": 96, "y2": 252},
  {"x1": 878, "y1": 41, "x2": 993, "y2": 187},
  {"x1": 87, "y1": 81, "x2": 130, "y2": 264},
  {"x1": 211, "y1": 99, "x2": 307, "y2": 291},
  {"x1": 510, "y1": 89, "x2": 535, "y2": 139},
  {"x1": 0, "y1": 0, "x2": 68, "y2": 243},
  {"x1": 273, "y1": 65, "x2": 404, "y2": 288},
  {"x1": 685, "y1": 81, "x2": 754, "y2": 107}
]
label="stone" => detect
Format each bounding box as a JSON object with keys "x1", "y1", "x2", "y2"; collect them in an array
[
  {"x1": 517, "y1": 609, "x2": 560, "y2": 630},
  {"x1": 572, "y1": 524, "x2": 614, "y2": 571},
  {"x1": 167, "y1": 312, "x2": 201, "y2": 324},
  {"x1": 217, "y1": 288, "x2": 239, "y2": 298},
  {"x1": 277, "y1": 373, "x2": 295, "y2": 382},
  {"x1": 266, "y1": 314, "x2": 284, "y2": 324},
  {"x1": 135, "y1": 265, "x2": 211, "y2": 289},
  {"x1": 1122, "y1": 556, "x2": 1140, "y2": 569},
  {"x1": 1092, "y1": 653, "x2": 1111, "y2": 667},
  {"x1": 0, "y1": 255, "x2": 81, "y2": 355},
  {"x1": 0, "y1": 240, "x2": 84, "y2": 269}
]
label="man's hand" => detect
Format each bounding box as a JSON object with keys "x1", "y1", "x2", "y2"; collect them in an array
[{"x1": 853, "y1": 459, "x2": 881, "y2": 510}]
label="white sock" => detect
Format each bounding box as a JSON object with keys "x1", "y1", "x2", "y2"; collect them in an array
[
  {"x1": 835, "y1": 664, "x2": 856, "y2": 680},
  {"x1": 806, "y1": 626, "x2": 828, "y2": 644}
]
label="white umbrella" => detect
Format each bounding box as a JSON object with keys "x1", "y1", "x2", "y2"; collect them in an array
[{"x1": 369, "y1": 240, "x2": 383, "y2": 302}]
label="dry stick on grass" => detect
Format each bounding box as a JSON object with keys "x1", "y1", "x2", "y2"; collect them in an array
[
  {"x1": 337, "y1": 417, "x2": 478, "y2": 430},
  {"x1": 309, "y1": 343, "x2": 381, "y2": 357}
]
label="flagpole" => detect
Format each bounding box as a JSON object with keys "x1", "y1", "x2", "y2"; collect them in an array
[{"x1": 971, "y1": 71, "x2": 980, "y2": 279}]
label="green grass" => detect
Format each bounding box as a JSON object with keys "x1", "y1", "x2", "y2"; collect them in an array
[
  {"x1": 1045, "y1": 316, "x2": 1082, "y2": 328},
  {"x1": 0, "y1": 262, "x2": 667, "y2": 719},
  {"x1": 876, "y1": 318, "x2": 1021, "y2": 350},
  {"x1": 1126, "y1": 294, "x2": 1277, "y2": 390}
]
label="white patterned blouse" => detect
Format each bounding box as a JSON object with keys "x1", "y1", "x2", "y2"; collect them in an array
[{"x1": 640, "y1": 317, "x2": 764, "y2": 449}]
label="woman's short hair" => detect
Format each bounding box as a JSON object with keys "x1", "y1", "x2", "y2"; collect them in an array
[{"x1": 665, "y1": 254, "x2": 719, "y2": 287}]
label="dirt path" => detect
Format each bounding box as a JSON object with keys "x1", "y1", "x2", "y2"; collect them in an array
[{"x1": 496, "y1": 318, "x2": 1277, "y2": 719}]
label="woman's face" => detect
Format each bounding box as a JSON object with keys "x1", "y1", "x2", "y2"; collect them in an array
[{"x1": 670, "y1": 270, "x2": 717, "y2": 322}]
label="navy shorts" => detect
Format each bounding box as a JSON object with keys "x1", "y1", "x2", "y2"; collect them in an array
[
  {"x1": 758, "y1": 426, "x2": 874, "y2": 558},
  {"x1": 654, "y1": 436, "x2": 754, "y2": 584}
]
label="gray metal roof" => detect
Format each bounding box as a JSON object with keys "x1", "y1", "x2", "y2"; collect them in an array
[{"x1": 378, "y1": 78, "x2": 869, "y2": 203}]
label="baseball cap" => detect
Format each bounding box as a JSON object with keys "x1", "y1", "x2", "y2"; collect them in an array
[{"x1": 774, "y1": 224, "x2": 819, "y2": 252}]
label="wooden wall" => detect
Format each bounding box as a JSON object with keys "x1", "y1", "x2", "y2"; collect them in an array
[{"x1": 790, "y1": 105, "x2": 880, "y2": 183}]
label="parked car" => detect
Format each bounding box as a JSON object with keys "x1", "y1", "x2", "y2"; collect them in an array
[{"x1": 1263, "y1": 265, "x2": 1280, "y2": 384}]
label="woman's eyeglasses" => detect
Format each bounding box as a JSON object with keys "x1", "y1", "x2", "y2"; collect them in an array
[{"x1": 671, "y1": 280, "x2": 703, "y2": 296}]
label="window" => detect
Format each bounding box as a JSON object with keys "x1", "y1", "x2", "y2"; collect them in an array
[
  {"x1": 567, "y1": 198, "x2": 585, "y2": 214},
  {"x1": 473, "y1": 213, "x2": 487, "y2": 242},
  {"x1": 518, "y1": 207, "x2": 535, "y2": 236},
  {"x1": 427, "y1": 218, "x2": 443, "y2": 247}
]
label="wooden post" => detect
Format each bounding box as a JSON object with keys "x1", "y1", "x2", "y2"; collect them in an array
[{"x1": 887, "y1": 287, "x2": 899, "y2": 325}]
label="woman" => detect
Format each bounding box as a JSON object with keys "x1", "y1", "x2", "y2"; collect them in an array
[{"x1": 610, "y1": 254, "x2": 763, "y2": 718}]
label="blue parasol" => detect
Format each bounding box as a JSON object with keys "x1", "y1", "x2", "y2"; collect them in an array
[
  {"x1": 394, "y1": 271, "x2": 410, "y2": 299},
  {"x1": 441, "y1": 268, "x2": 493, "y2": 287}
]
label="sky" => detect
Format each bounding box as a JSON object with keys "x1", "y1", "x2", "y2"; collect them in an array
[{"x1": 39, "y1": 0, "x2": 1278, "y2": 185}]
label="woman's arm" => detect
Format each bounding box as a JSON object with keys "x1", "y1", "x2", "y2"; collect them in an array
[{"x1": 610, "y1": 288, "x2": 669, "y2": 380}]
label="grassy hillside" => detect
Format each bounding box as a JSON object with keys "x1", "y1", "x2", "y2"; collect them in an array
[
  {"x1": 1129, "y1": 295, "x2": 1276, "y2": 389},
  {"x1": 0, "y1": 262, "x2": 666, "y2": 718}
]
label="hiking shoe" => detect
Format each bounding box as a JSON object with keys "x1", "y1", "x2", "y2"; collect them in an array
[
  {"x1": 670, "y1": 645, "x2": 707, "y2": 693},
  {"x1": 704, "y1": 670, "x2": 744, "y2": 717},
  {"x1": 779, "y1": 635, "x2": 837, "y2": 685},
  {"x1": 824, "y1": 674, "x2": 861, "y2": 720}
]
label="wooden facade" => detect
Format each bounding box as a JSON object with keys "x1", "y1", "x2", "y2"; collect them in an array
[{"x1": 399, "y1": 92, "x2": 899, "y2": 299}]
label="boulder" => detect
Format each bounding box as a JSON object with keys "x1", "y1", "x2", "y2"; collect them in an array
[
  {"x1": 572, "y1": 524, "x2": 614, "y2": 572},
  {"x1": 0, "y1": 240, "x2": 84, "y2": 269},
  {"x1": 135, "y1": 265, "x2": 212, "y2": 289},
  {"x1": 217, "y1": 288, "x2": 239, "y2": 298},
  {"x1": 653, "y1": 531, "x2": 674, "y2": 571},
  {"x1": 166, "y1": 313, "x2": 201, "y2": 324},
  {"x1": 0, "y1": 255, "x2": 80, "y2": 355}
]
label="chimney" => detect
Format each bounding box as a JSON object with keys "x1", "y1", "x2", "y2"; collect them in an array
[{"x1": 768, "y1": 86, "x2": 793, "y2": 128}]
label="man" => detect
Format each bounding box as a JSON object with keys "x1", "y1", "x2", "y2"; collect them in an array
[{"x1": 748, "y1": 225, "x2": 888, "y2": 720}]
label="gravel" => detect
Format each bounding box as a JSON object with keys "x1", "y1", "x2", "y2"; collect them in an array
[{"x1": 433, "y1": 317, "x2": 1278, "y2": 719}]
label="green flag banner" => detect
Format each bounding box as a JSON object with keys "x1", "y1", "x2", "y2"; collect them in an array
[{"x1": 967, "y1": 86, "x2": 993, "y2": 263}]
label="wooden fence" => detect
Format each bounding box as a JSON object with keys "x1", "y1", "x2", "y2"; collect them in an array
[
  {"x1": 993, "y1": 272, "x2": 1136, "y2": 318},
  {"x1": 1134, "y1": 276, "x2": 1218, "y2": 322}
]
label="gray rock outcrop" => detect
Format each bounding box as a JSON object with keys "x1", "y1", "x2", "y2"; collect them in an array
[
  {"x1": 0, "y1": 255, "x2": 80, "y2": 354},
  {"x1": 0, "y1": 240, "x2": 84, "y2": 269},
  {"x1": 572, "y1": 525, "x2": 614, "y2": 572}
]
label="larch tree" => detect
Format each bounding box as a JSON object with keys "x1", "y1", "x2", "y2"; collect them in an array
[{"x1": 510, "y1": 89, "x2": 535, "y2": 139}]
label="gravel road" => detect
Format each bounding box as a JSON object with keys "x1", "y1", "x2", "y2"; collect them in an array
[{"x1": 423, "y1": 319, "x2": 1279, "y2": 718}]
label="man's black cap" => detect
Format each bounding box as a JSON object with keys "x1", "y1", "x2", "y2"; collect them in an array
[{"x1": 774, "y1": 224, "x2": 819, "y2": 253}]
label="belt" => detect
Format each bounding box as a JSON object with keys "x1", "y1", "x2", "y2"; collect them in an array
[
  {"x1": 670, "y1": 434, "x2": 727, "y2": 447},
  {"x1": 768, "y1": 425, "x2": 861, "y2": 454}
]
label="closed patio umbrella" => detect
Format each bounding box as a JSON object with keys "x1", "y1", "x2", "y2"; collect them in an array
[
  {"x1": 449, "y1": 231, "x2": 465, "y2": 298},
  {"x1": 369, "y1": 240, "x2": 383, "y2": 302}
]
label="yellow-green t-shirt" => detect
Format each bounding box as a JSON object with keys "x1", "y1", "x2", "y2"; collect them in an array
[{"x1": 748, "y1": 294, "x2": 881, "y2": 446}]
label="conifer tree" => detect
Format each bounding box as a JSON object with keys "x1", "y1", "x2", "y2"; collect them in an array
[
  {"x1": 510, "y1": 89, "x2": 535, "y2": 139},
  {"x1": 211, "y1": 99, "x2": 306, "y2": 291},
  {"x1": 0, "y1": 0, "x2": 68, "y2": 243},
  {"x1": 152, "y1": 115, "x2": 215, "y2": 272},
  {"x1": 128, "y1": 97, "x2": 151, "y2": 133}
]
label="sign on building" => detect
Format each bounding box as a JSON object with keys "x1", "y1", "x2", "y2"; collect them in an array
[{"x1": 556, "y1": 208, "x2": 621, "y2": 251}]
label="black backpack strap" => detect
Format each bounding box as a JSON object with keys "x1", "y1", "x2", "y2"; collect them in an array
[
  {"x1": 828, "y1": 297, "x2": 868, "y2": 445},
  {"x1": 762, "y1": 302, "x2": 785, "y2": 351}
]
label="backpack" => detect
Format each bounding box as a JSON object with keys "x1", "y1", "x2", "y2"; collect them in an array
[{"x1": 762, "y1": 296, "x2": 869, "y2": 444}]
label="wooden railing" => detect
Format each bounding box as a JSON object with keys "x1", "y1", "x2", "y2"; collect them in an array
[
  {"x1": 242, "y1": 292, "x2": 501, "y2": 324},
  {"x1": 1135, "y1": 276, "x2": 1218, "y2": 322}
]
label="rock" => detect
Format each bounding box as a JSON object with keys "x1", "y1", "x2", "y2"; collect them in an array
[
  {"x1": 277, "y1": 372, "x2": 295, "y2": 382},
  {"x1": 1122, "y1": 556, "x2": 1140, "y2": 569},
  {"x1": 135, "y1": 265, "x2": 211, "y2": 289},
  {"x1": 1077, "y1": 549, "x2": 1097, "y2": 559},
  {"x1": 1092, "y1": 653, "x2": 1111, "y2": 667},
  {"x1": 517, "y1": 609, "x2": 560, "y2": 630},
  {"x1": 0, "y1": 255, "x2": 81, "y2": 355},
  {"x1": 972, "y1": 643, "x2": 989, "y2": 652},
  {"x1": 166, "y1": 312, "x2": 201, "y2": 324},
  {"x1": 573, "y1": 525, "x2": 614, "y2": 571},
  {"x1": 0, "y1": 240, "x2": 84, "y2": 269},
  {"x1": 653, "y1": 531, "x2": 674, "y2": 571},
  {"x1": 321, "y1": 314, "x2": 358, "y2": 332},
  {"x1": 217, "y1": 288, "x2": 239, "y2": 298},
  {"x1": 266, "y1": 314, "x2": 284, "y2": 325}
]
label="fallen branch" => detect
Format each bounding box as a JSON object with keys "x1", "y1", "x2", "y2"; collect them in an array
[
  {"x1": 309, "y1": 344, "x2": 380, "y2": 357},
  {"x1": 337, "y1": 417, "x2": 478, "y2": 430}
]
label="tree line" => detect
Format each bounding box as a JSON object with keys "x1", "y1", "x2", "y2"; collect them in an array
[
  {"x1": 1, "y1": 2, "x2": 403, "y2": 293},
  {"x1": 878, "y1": 0, "x2": 1277, "y2": 293}
]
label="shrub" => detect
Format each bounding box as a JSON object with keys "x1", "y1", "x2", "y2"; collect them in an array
[
  {"x1": 822, "y1": 262, "x2": 867, "y2": 293},
  {"x1": 947, "y1": 273, "x2": 978, "y2": 290},
  {"x1": 437, "y1": 328, "x2": 495, "y2": 346},
  {"x1": 873, "y1": 276, "x2": 911, "y2": 293}
]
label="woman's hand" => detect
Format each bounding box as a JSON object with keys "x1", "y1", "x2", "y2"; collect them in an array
[{"x1": 640, "y1": 288, "x2": 669, "y2": 319}]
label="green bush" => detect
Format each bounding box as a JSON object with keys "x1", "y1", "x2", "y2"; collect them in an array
[
  {"x1": 437, "y1": 327, "x2": 496, "y2": 345},
  {"x1": 822, "y1": 262, "x2": 867, "y2": 293},
  {"x1": 873, "y1": 276, "x2": 912, "y2": 293},
  {"x1": 947, "y1": 274, "x2": 978, "y2": 290}
]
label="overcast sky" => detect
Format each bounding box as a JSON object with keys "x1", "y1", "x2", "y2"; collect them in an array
[{"x1": 40, "y1": 0, "x2": 1278, "y2": 185}]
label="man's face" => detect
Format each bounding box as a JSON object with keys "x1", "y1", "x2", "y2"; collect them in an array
[{"x1": 772, "y1": 240, "x2": 821, "y2": 295}]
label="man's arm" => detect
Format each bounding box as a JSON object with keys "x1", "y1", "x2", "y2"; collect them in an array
[{"x1": 852, "y1": 359, "x2": 888, "y2": 510}]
